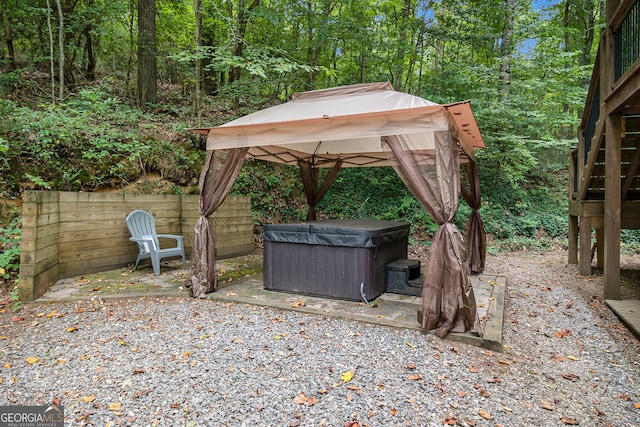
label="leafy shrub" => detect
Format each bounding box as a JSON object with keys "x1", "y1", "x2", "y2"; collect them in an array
[{"x1": 0, "y1": 215, "x2": 21, "y2": 282}]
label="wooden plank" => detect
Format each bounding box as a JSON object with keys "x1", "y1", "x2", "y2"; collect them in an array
[
  {"x1": 59, "y1": 209, "x2": 181, "y2": 223},
  {"x1": 579, "y1": 216, "x2": 592, "y2": 276},
  {"x1": 19, "y1": 265, "x2": 59, "y2": 301},
  {"x1": 605, "y1": 299, "x2": 640, "y2": 340},
  {"x1": 604, "y1": 114, "x2": 621, "y2": 299},
  {"x1": 20, "y1": 232, "x2": 59, "y2": 252},
  {"x1": 58, "y1": 201, "x2": 182, "y2": 213},
  {"x1": 568, "y1": 215, "x2": 578, "y2": 264},
  {"x1": 23, "y1": 190, "x2": 59, "y2": 203},
  {"x1": 59, "y1": 245, "x2": 139, "y2": 263},
  {"x1": 21, "y1": 201, "x2": 59, "y2": 216}
]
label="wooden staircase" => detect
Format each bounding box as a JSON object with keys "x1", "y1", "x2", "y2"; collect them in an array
[{"x1": 569, "y1": 0, "x2": 640, "y2": 299}]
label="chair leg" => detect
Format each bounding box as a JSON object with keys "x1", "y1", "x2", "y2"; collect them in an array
[
  {"x1": 134, "y1": 254, "x2": 142, "y2": 271},
  {"x1": 151, "y1": 253, "x2": 161, "y2": 275},
  {"x1": 180, "y1": 253, "x2": 187, "y2": 269}
]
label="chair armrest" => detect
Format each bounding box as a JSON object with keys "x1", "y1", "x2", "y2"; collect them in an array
[
  {"x1": 157, "y1": 234, "x2": 184, "y2": 242},
  {"x1": 129, "y1": 235, "x2": 158, "y2": 253}
]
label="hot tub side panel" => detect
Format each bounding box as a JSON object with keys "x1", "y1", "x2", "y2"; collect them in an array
[{"x1": 263, "y1": 238, "x2": 407, "y2": 301}]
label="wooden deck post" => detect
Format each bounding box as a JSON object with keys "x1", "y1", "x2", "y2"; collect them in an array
[
  {"x1": 579, "y1": 216, "x2": 592, "y2": 276},
  {"x1": 596, "y1": 227, "x2": 604, "y2": 268},
  {"x1": 568, "y1": 215, "x2": 578, "y2": 264},
  {"x1": 604, "y1": 114, "x2": 621, "y2": 300}
]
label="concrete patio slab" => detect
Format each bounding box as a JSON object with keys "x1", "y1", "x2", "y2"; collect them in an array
[{"x1": 35, "y1": 253, "x2": 505, "y2": 351}]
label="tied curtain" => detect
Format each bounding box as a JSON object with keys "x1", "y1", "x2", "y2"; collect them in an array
[
  {"x1": 298, "y1": 159, "x2": 343, "y2": 221},
  {"x1": 189, "y1": 148, "x2": 248, "y2": 298},
  {"x1": 460, "y1": 160, "x2": 486, "y2": 274},
  {"x1": 383, "y1": 133, "x2": 482, "y2": 338}
]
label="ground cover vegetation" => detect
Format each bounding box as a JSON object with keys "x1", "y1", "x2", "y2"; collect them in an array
[{"x1": 1, "y1": 0, "x2": 632, "y2": 301}]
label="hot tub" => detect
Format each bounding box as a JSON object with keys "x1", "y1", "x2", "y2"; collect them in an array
[{"x1": 263, "y1": 219, "x2": 409, "y2": 301}]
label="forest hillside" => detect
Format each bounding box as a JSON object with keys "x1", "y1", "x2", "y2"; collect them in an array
[{"x1": 3, "y1": 0, "x2": 637, "y2": 300}]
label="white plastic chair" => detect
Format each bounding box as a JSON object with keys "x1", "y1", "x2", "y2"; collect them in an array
[{"x1": 125, "y1": 210, "x2": 186, "y2": 275}]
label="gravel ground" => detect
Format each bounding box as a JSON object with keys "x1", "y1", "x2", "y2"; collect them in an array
[{"x1": 1, "y1": 249, "x2": 639, "y2": 427}]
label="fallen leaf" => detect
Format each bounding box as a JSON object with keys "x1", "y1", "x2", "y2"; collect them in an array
[
  {"x1": 10, "y1": 316, "x2": 24, "y2": 322},
  {"x1": 307, "y1": 397, "x2": 317, "y2": 407},
  {"x1": 108, "y1": 402, "x2": 121, "y2": 411},
  {"x1": 477, "y1": 410, "x2": 491, "y2": 420},
  {"x1": 3, "y1": 362, "x2": 11, "y2": 369},
  {"x1": 232, "y1": 337, "x2": 244, "y2": 344},
  {"x1": 404, "y1": 341, "x2": 414, "y2": 349},
  {"x1": 66, "y1": 325, "x2": 78, "y2": 333},
  {"x1": 133, "y1": 368, "x2": 146, "y2": 374},
  {"x1": 555, "y1": 330, "x2": 572, "y2": 338},
  {"x1": 560, "y1": 417, "x2": 579, "y2": 425},
  {"x1": 498, "y1": 359, "x2": 511, "y2": 365},
  {"x1": 26, "y1": 357, "x2": 39, "y2": 365},
  {"x1": 81, "y1": 395, "x2": 96, "y2": 403},
  {"x1": 567, "y1": 355, "x2": 579, "y2": 361},
  {"x1": 341, "y1": 370, "x2": 354, "y2": 383},
  {"x1": 408, "y1": 373, "x2": 421, "y2": 381},
  {"x1": 133, "y1": 389, "x2": 153, "y2": 399},
  {"x1": 634, "y1": 403, "x2": 640, "y2": 409},
  {"x1": 457, "y1": 390, "x2": 467, "y2": 398},
  {"x1": 347, "y1": 384, "x2": 361, "y2": 394},
  {"x1": 291, "y1": 300, "x2": 305, "y2": 307},
  {"x1": 406, "y1": 363, "x2": 417, "y2": 370},
  {"x1": 541, "y1": 401, "x2": 556, "y2": 411},
  {"x1": 562, "y1": 373, "x2": 579, "y2": 382},
  {"x1": 443, "y1": 417, "x2": 457, "y2": 425},
  {"x1": 464, "y1": 418, "x2": 476, "y2": 426},
  {"x1": 294, "y1": 392, "x2": 308, "y2": 405},
  {"x1": 467, "y1": 365, "x2": 479, "y2": 373}
]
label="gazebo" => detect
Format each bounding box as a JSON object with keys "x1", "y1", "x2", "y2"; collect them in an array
[{"x1": 188, "y1": 82, "x2": 487, "y2": 338}]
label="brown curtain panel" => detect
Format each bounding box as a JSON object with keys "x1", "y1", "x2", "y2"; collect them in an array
[
  {"x1": 189, "y1": 148, "x2": 248, "y2": 298},
  {"x1": 383, "y1": 133, "x2": 482, "y2": 338},
  {"x1": 460, "y1": 160, "x2": 487, "y2": 274},
  {"x1": 298, "y1": 159, "x2": 342, "y2": 221}
]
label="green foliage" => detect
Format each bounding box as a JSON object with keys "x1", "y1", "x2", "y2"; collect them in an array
[
  {"x1": 0, "y1": 0, "x2": 607, "y2": 253},
  {"x1": 0, "y1": 215, "x2": 21, "y2": 281},
  {"x1": 0, "y1": 82, "x2": 202, "y2": 197},
  {"x1": 9, "y1": 283, "x2": 23, "y2": 312},
  {"x1": 231, "y1": 160, "x2": 306, "y2": 225}
]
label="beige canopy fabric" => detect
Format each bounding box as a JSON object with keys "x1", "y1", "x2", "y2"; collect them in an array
[
  {"x1": 189, "y1": 82, "x2": 487, "y2": 337},
  {"x1": 190, "y1": 82, "x2": 485, "y2": 168}
]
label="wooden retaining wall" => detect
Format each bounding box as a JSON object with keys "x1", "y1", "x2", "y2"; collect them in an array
[{"x1": 19, "y1": 191, "x2": 254, "y2": 301}]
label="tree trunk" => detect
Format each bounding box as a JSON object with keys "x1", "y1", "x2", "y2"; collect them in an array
[
  {"x1": 228, "y1": 0, "x2": 261, "y2": 85},
  {"x1": 125, "y1": 0, "x2": 135, "y2": 99},
  {"x1": 194, "y1": 0, "x2": 203, "y2": 126},
  {"x1": 1, "y1": 0, "x2": 15, "y2": 69},
  {"x1": 138, "y1": 0, "x2": 157, "y2": 108},
  {"x1": 45, "y1": 0, "x2": 55, "y2": 103},
  {"x1": 85, "y1": 24, "x2": 96, "y2": 80},
  {"x1": 55, "y1": 0, "x2": 64, "y2": 101},
  {"x1": 562, "y1": 0, "x2": 570, "y2": 140},
  {"x1": 499, "y1": 0, "x2": 515, "y2": 102},
  {"x1": 393, "y1": 0, "x2": 411, "y2": 91}
]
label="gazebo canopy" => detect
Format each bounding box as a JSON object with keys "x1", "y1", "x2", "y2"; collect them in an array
[
  {"x1": 191, "y1": 82, "x2": 485, "y2": 167},
  {"x1": 188, "y1": 82, "x2": 487, "y2": 338}
]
